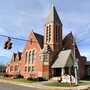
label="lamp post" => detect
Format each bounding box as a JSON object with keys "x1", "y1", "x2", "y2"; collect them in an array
[{"x1": 73, "y1": 37, "x2": 78, "y2": 85}]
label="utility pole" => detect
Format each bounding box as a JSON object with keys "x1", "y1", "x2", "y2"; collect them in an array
[{"x1": 73, "y1": 36, "x2": 78, "y2": 85}]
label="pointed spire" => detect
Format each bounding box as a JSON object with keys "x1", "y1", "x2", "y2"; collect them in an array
[{"x1": 45, "y1": 5, "x2": 62, "y2": 25}]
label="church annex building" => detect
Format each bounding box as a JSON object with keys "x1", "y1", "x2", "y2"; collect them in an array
[{"x1": 6, "y1": 6, "x2": 90, "y2": 81}]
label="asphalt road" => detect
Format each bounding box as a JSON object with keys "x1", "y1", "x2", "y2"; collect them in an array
[{"x1": 0, "y1": 82, "x2": 46, "y2": 90}]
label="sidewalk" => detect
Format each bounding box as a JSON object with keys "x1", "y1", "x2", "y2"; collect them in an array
[{"x1": 0, "y1": 79, "x2": 90, "y2": 90}]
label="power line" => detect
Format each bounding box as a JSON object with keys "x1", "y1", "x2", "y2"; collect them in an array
[
  {"x1": 77, "y1": 39, "x2": 86, "y2": 43},
  {"x1": 0, "y1": 34, "x2": 38, "y2": 44},
  {"x1": 0, "y1": 34, "x2": 89, "y2": 46},
  {"x1": 0, "y1": 34, "x2": 54, "y2": 45},
  {"x1": 0, "y1": 34, "x2": 29, "y2": 42}
]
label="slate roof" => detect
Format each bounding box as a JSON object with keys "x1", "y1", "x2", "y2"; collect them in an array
[
  {"x1": 51, "y1": 50, "x2": 72, "y2": 68},
  {"x1": 13, "y1": 53, "x2": 17, "y2": 60},
  {"x1": 33, "y1": 32, "x2": 44, "y2": 49},
  {"x1": 62, "y1": 32, "x2": 73, "y2": 48},
  {"x1": 17, "y1": 52, "x2": 22, "y2": 60},
  {"x1": 45, "y1": 5, "x2": 62, "y2": 25},
  {"x1": 12, "y1": 52, "x2": 22, "y2": 61}
]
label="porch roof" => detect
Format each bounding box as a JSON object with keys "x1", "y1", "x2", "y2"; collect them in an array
[{"x1": 51, "y1": 50, "x2": 74, "y2": 68}]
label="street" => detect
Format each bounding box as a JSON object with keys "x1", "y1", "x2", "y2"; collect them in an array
[{"x1": 0, "y1": 82, "x2": 46, "y2": 90}]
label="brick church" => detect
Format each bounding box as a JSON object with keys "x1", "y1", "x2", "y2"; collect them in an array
[{"x1": 6, "y1": 5, "x2": 90, "y2": 80}]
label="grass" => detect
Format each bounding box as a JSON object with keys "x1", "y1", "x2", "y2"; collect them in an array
[
  {"x1": 45, "y1": 81, "x2": 90, "y2": 87},
  {"x1": 45, "y1": 76, "x2": 90, "y2": 87},
  {"x1": 45, "y1": 82, "x2": 76, "y2": 87},
  {"x1": 78, "y1": 81, "x2": 90, "y2": 85},
  {"x1": 0, "y1": 76, "x2": 35, "y2": 83},
  {"x1": 0, "y1": 72, "x2": 5, "y2": 76}
]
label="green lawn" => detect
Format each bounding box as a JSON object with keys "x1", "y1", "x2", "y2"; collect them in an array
[
  {"x1": 0, "y1": 72, "x2": 5, "y2": 76},
  {"x1": 78, "y1": 81, "x2": 90, "y2": 85},
  {"x1": 45, "y1": 82, "x2": 76, "y2": 87},
  {"x1": 0, "y1": 76, "x2": 35, "y2": 83},
  {"x1": 45, "y1": 81, "x2": 90, "y2": 87}
]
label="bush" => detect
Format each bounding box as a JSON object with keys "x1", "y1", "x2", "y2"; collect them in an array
[
  {"x1": 8, "y1": 74, "x2": 12, "y2": 78},
  {"x1": 27, "y1": 77, "x2": 33, "y2": 80},
  {"x1": 33, "y1": 78, "x2": 37, "y2": 81},
  {"x1": 3, "y1": 74, "x2": 9, "y2": 77},
  {"x1": 37, "y1": 77, "x2": 45, "y2": 81},
  {"x1": 13, "y1": 74, "x2": 23, "y2": 79}
]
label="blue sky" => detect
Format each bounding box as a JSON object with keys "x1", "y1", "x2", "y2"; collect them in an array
[{"x1": 0, "y1": 0, "x2": 90, "y2": 65}]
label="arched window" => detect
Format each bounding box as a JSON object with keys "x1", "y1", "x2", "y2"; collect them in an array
[
  {"x1": 49, "y1": 25, "x2": 51, "y2": 42},
  {"x1": 46, "y1": 26, "x2": 49, "y2": 43},
  {"x1": 29, "y1": 51, "x2": 32, "y2": 64},
  {"x1": 46, "y1": 25, "x2": 51, "y2": 43},
  {"x1": 55, "y1": 25, "x2": 58, "y2": 42},
  {"x1": 25, "y1": 52, "x2": 28, "y2": 65},
  {"x1": 55, "y1": 25, "x2": 60, "y2": 43},
  {"x1": 32, "y1": 50, "x2": 35, "y2": 63},
  {"x1": 58, "y1": 26, "x2": 60, "y2": 42}
]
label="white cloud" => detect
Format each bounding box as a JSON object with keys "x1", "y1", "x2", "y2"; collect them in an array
[
  {"x1": 0, "y1": 49, "x2": 12, "y2": 58},
  {"x1": 0, "y1": 0, "x2": 90, "y2": 62}
]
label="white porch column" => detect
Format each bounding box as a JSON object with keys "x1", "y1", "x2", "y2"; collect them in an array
[
  {"x1": 68, "y1": 67, "x2": 71, "y2": 75},
  {"x1": 61, "y1": 67, "x2": 65, "y2": 76}
]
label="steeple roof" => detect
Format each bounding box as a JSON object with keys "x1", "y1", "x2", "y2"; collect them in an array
[{"x1": 45, "y1": 5, "x2": 62, "y2": 25}]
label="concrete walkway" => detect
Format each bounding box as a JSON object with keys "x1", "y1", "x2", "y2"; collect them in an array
[{"x1": 0, "y1": 79, "x2": 90, "y2": 90}]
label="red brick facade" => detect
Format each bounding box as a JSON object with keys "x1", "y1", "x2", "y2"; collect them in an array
[
  {"x1": 6, "y1": 6, "x2": 90, "y2": 80},
  {"x1": 6, "y1": 52, "x2": 22, "y2": 75}
]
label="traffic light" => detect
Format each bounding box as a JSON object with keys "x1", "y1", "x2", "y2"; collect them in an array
[
  {"x1": 7, "y1": 42, "x2": 12, "y2": 49},
  {"x1": 7, "y1": 37, "x2": 11, "y2": 42},
  {"x1": 4, "y1": 41, "x2": 8, "y2": 49},
  {"x1": 4, "y1": 37, "x2": 12, "y2": 50}
]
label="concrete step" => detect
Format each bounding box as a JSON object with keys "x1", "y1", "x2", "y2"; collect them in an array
[{"x1": 50, "y1": 77, "x2": 60, "y2": 81}]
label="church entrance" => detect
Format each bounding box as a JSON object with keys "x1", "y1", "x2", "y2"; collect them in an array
[{"x1": 54, "y1": 68, "x2": 61, "y2": 77}]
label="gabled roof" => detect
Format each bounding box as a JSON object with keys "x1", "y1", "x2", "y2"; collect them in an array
[
  {"x1": 33, "y1": 32, "x2": 44, "y2": 49},
  {"x1": 12, "y1": 52, "x2": 16, "y2": 60},
  {"x1": 62, "y1": 32, "x2": 81, "y2": 57},
  {"x1": 51, "y1": 50, "x2": 73, "y2": 68},
  {"x1": 11, "y1": 52, "x2": 22, "y2": 62},
  {"x1": 62, "y1": 32, "x2": 73, "y2": 48},
  {"x1": 17, "y1": 52, "x2": 22, "y2": 60},
  {"x1": 45, "y1": 5, "x2": 62, "y2": 25}
]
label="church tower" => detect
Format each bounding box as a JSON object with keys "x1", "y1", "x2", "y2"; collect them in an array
[{"x1": 44, "y1": 5, "x2": 62, "y2": 55}]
